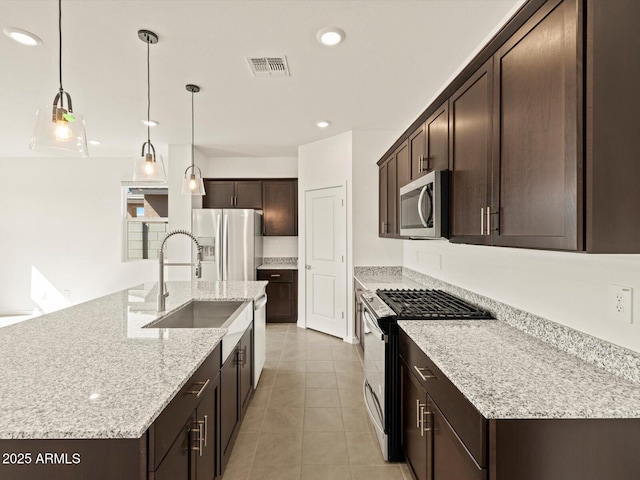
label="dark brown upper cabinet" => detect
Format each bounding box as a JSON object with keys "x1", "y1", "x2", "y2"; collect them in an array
[
  {"x1": 410, "y1": 101, "x2": 450, "y2": 182},
  {"x1": 203, "y1": 180, "x2": 235, "y2": 208},
  {"x1": 449, "y1": 59, "x2": 493, "y2": 246},
  {"x1": 409, "y1": 124, "x2": 426, "y2": 181},
  {"x1": 234, "y1": 180, "x2": 263, "y2": 209},
  {"x1": 425, "y1": 102, "x2": 449, "y2": 174},
  {"x1": 378, "y1": 0, "x2": 640, "y2": 252},
  {"x1": 262, "y1": 179, "x2": 298, "y2": 236},
  {"x1": 379, "y1": 147, "x2": 400, "y2": 238},
  {"x1": 203, "y1": 180, "x2": 262, "y2": 209},
  {"x1": 489, "y1": 0, "x2": 580, "y2": 250}
]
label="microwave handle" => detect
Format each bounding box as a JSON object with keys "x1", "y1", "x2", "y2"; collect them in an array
[{"x1": 417, "y1": 185, "x2": 428, "y2": 228}]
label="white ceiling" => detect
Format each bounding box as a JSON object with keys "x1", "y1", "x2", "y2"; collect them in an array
[{"x1": 0, "y1": 0, "x2": 521, "y2": 159}]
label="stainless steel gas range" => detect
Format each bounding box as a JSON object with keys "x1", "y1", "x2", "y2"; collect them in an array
[{"x1": 360, "y1": 289, "x2": 493, "y2": 461}]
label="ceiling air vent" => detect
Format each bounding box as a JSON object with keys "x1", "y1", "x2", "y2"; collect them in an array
[{"x1": 246, "y1": 56, "x2": 290, "y2": 77}]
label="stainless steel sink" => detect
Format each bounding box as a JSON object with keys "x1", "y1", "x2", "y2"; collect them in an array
[{"x1": 144, "y1": 301, "x2": 247, "y2": 329}]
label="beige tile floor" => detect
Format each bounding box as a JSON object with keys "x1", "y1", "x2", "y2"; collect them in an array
[{"x1": 222, "y1": 323, "x2": 412, "y2": 480}]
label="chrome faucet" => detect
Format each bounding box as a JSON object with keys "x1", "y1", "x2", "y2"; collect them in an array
[{"x1": 158, "y1": 229, "x2": 203, "y2": 311}]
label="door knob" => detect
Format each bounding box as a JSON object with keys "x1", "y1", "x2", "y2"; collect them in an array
[{"x1": 305, "y1": 265, "x2": 312, "y2": 270}]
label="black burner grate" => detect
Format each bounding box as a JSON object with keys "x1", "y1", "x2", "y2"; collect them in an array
[{"x1": 376, "y1": 289, "x2": 493, "y2": 320}]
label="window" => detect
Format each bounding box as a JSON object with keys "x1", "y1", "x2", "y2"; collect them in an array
[{"x1": 123, "y1": 186, "x2": 168, "y2": 260}]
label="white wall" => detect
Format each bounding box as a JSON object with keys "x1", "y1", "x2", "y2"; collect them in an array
[
  {"x1": 201, "y1": 156, "x2": 297, "y2": 178},
  {"x1": 0, "y1": 157, "x2": 157, "y2": 315},
  {"x1": 403, "y1": 240, "x2": 640, "y2": 353}
]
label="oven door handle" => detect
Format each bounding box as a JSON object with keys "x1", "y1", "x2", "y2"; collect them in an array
[
  {"x1": 363, "y1": 310, "x2": 385, "y2": 341},
  {"x1": 417, "y1": 185, "x2": 428, "y2": 228},
  {"x1": 363, "y1": 378, "x2": 385, "y2": 434}
]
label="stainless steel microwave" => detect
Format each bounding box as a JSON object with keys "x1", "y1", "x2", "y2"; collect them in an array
[{"x1": 399, "y1": 170, "x2": 449, "y2": 238}]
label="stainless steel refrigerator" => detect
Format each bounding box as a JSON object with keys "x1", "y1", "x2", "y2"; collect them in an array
[{"x1": 192, "y1": 209, "x2": 263, "y2": 281}]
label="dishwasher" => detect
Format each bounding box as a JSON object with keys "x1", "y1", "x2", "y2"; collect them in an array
[{"x1": 253, "y1": 293, "x2": 267, "y2": 388}]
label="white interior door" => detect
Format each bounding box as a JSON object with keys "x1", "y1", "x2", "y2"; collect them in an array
[{"x1": 305, "y1": 186, "x2": 346, "y2": 338}]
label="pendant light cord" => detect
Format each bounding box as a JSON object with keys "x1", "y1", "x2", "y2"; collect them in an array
[
  {"x1": 58, "y1": 0, "x2": 64, "y2": 106},
  {"x1": 191, "y1": 91, "x2": 195, "y2": 169},
  {"x1": 147, "y1": 37, "x2": 151, "y2": 145}
]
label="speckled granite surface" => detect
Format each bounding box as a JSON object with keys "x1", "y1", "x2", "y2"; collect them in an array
[
  {"x1": 399, "y1": 320, "x2": 640, "y2": 419},
  {"x1": 354, "y1": 266, "x2": 640, "y2": 385},
  {"x1": 262, "y1": 257, "x2": 297, "y2": 265},
  {"x1": 0, "y1": 280, "x2": 266, "y2": 440},
  {"x1": 257, "y1": 257, "x2": 298, "y2": 270}
]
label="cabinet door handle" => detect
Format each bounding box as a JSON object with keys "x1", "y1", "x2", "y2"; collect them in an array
[
  {"x1": 416, "y1": 399, "x2": 422, "y2": 429},
  {"x1": 187, "y1": 379, "x2": 210, "y2": 397},
  {"x1": 414, "y1": 365, "x2": 437, "y2": 381},
  {"x1": 480, "y1": 207, "x2": 484, "y2": 236},
  {"x1": 203, "y1": 415, "x2": 208, "y2": 448},
  {"x1": 236, "y1": 348, "x2": 243, "y2": 366},
  {"x1": 420, "y1": 405, "x2": 433, "y2": 435},
  {"x1": 486, "y1": 206, "x2": 491, "y2": 236},
  {"x1": 418, "y1": 155, "x2": 423, "y2": 173},
  {"x1": 243, "y1": 345, "x2": 247, "y2": 366},
  {"x1": 190, "y1": 422, "x2": 203, "y2": 455}
]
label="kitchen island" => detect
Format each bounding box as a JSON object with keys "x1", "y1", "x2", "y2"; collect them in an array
[{"x1": 0, "y1": 280, "x2": 266, "y2": 480}]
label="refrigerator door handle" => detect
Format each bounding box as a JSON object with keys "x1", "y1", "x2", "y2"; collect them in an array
[
  {"x1": 217, "y1": 213, "x2": 223, "y2": 281},
  {"x1": 222, "y1": 213, "x2": 229, "y2": 281}
]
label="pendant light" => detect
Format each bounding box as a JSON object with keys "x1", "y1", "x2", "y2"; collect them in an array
[
  {"x1": 182, "y1": 84, "x2": 205, "y2": 195},
  {"x1": 29, "y1": 0, "x2": 88, "y2": 157},
  {"x1": 132, "y1": 29, "x2": 166, "y2": 182}
]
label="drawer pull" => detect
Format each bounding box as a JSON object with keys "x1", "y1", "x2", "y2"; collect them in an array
[
  {"x1": 187, "y1": 379, "x2": 210, "y2": 397},
  {"x1": 414, "y1": 365, "x2": 436, "y2": 381},
  {"x1": 270, "y1": 274, "x2": 281, "y2": 278}
]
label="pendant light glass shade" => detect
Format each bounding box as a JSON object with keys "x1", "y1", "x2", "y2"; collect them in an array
[
  {"x1": 29, "y1": 105, "x2": 88, "y2": 157},
  {"x1": 29, "y1": 0, "x2": 88, "y2": 157},
  {"x1": 182, "y1": 167, "x2": 206, "y2": 195},
  {"x1": 133, "y1": 29, "x2": 166, "y2": 182},
  {"x1": 133, "y1": 148, "x2": 166, "y2": 182},
  {"x1": 182, "y1": 84, "x2": 205, "y2": 196}
]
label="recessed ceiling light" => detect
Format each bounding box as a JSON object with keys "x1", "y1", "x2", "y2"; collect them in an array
[
  {"x1": 316, "y1": 27, "x2": 345, "y2": 47},
  {"x1": 3, "y1": 27, "x2": 42, "y2": 46},
  {"x1": 89, "y1": 393, "x2": 100, "y2": 401},
  {"x1": 88, "y1": 139, "x2": 101, "y2": 146},
  {"x1": 141, "y1": 120, "x2": 158, "y2": 127},
  {"x1": 316, "y1": 120, "x2": 331, "y2": 128}
]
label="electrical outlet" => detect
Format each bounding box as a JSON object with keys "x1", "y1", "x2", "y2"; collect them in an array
[{"x1": 607, "y1": 285, "x2": 633, "y2": 324}]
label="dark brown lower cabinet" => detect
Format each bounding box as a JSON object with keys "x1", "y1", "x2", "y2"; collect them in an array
[
  {"x1": 401, "y1": 362, "x2": 429, "y2": 480},
  {"x1": 257, "y1": 269, "x2": 298, "y2": 323},
  {"x1": 220, "y1": 323, "x2": 254, "y2": 473},
  {"x1": 150, "y1": 345, "x2": 221, "y2": 480},
  {"x1": 400, "y1": 329, "x2": 640, "y2": 480},
  {"x1": 432, "y1": 399, "x2": 484, "y2": 480}
]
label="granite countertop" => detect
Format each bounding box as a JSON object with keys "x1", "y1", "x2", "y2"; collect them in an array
[
  {"x1": 355, "y1": 267, "x2": 640, "y2": 419},
  {"x1": 257, "y1": 263, "x2": 298, "y2": 270},
  {"x1": 399, "y1": 320, "x2": 640, "y2": 419},
  {"x1": 354, "y1": 268, "x2": 424, "y2": 291},
  {"x1": 0, "y1": 280, "x2": 267, "y2": 440},
  {"x1": 258, "y1": 257, "x2": 298, "y2": 270}
]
